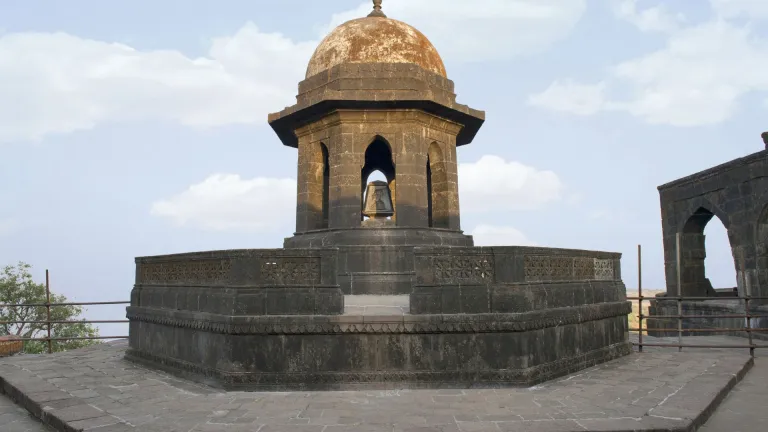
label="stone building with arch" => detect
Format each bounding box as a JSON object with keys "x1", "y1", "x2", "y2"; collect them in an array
[{"x1": 649, "y1": 133, "x2": 768, "y2": 336}]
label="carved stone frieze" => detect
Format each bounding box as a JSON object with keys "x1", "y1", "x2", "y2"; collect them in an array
[
  {"x1": 260, "y1": 256, "x2": 321, "y2": 285},
  {"x1": 524, "y1": 255, "x2": 615, "y2": 282},
  {"x1": 433, "y1": 255, "x2": 494, "y2": 284},
  {"x1": 594, "y1": 259, "x2": 615, "y2": 280},
  {"x1": 139, "y1": 259, "x2": 232, "y2": 285}
]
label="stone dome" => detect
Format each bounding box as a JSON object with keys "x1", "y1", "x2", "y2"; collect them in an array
[{"x1": 305, "y1": 14, "x2": 446, "y2": 79}]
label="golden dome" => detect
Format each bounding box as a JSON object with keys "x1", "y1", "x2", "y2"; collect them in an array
[{"x1": 305, "y1": 4, "x2": 446, "y2": 79}]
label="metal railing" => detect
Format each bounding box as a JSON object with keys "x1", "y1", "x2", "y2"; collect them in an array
[
  {"x1": 0, "y1": 269, "x2": 129, "y2": 354},
  {"x1": 631, "y1": 244, "x2": 768, "y2": 357},
  {"x1": 4, "y1": 259, "x2": 768, "y2": 357}
]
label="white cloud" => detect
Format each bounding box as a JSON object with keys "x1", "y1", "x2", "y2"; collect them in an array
[
  {"x1": 471, "y1": 225, "x2": 536, "y2": 246},
  {"x1": 153, "y1": 155, "x2": 565, "y2": 232},
  {"x1": 458, "y1": 155, "x2": 563, "y2": 212},
  {"x1": 0, "y1": 1, "x2": 587, "y2": 143},
  {"x1": 528, "y1": 80, "x2": 609, "y2": 116},
  {"x1": 326, "y1": 0, "x2": 586, "y2": 62},
  {"x1": 710, "y1": 0, "x2": 768, "y2": 20},
  {"x1": 612, "y1": 0, "x2": 685, "y2": 34},
  {"x1": 150, "y1": 174, "x2": 296, "y2": 232},
  {"x1": 0, "y1": 24, "x2": 314, "y2": 143},
  {"x1": 529, "y1": 6, "x2": 768, "y2": 126}
]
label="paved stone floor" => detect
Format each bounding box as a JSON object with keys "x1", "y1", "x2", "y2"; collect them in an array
[
  {"x1": 0, "y1": 390, "x2": 52, "y2": 431},
  {"x1": 0, "y1": 335, "x2": 762, "y2": 432}
]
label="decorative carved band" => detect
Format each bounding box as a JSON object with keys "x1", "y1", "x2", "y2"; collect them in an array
[
  {"x1": 139, "y1": 260, "x2": 232, "y2": 285},
  {"x1": 524, "y1": 256, "x2": 614, "y2": 281},
  {"x1": 126, "y1": 302, "x2": 630, "y2": 335},
  {"x1": 594, "y1": 259, "x2": 615, "y2": 280},
  {"x1": 433, "y1": 255, "x2": 494, "y2": 284},
  {"x1": 260, "y1": 256, "x2": 321, "y2": 285}
]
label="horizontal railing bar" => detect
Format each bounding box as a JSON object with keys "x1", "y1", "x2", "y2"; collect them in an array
[
  {"x1": 0, "y1": 320, "x2": 128, "y2": 324},
  {"x1": 14, "y1": 336, "x2": 128, "y2": 341},
  {"x1": 627, "y1": 296, "x2": 768, "y2": 300},
  {"x1": 0, "y1": 301, "x2": 130, "y2": 307},
  {"x1": 629, "y1": 327, "x2": 768, "y2": 332},
  {"x1": 643, "y1": 314, "x2": 768, "y2": 319},
  {"x1": 632, "y1": 342, "x2": 768, "y2": 349}
]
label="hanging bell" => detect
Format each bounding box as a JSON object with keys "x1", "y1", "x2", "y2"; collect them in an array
[{"x1": 362, "y1": 181, "x2": 394, "y2": 219}]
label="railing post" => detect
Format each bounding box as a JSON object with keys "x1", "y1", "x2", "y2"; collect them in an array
[
  {"x1": 675, "y1": 233, "x2": 683, "y2": 352},
  {"x1": 45, "y1": 269, "x2": 52, "y2": 355},
  {"x1": 638, "y1": 244, "x2": 643, "y2": 352}
]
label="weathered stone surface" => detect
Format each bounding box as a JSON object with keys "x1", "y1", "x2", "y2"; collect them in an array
[
  {"x1": 0, "y1": 338, "x2": 757, "y2": 432},
  {"x1": 651, "y1": 137, "x2": 768, "y2": 335},
  {"x1": 656, "y1": 146, "x2": 768, "y2": 301},
  {"x1": 126, "y1": 3, "x2": 631, "y2": 394}
]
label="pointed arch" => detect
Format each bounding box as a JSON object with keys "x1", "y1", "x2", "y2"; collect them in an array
[
  {"x1": 361, "y1": 136, "x2": 396, "y2": 222},
  {"x1": 678, "y1": 206, "x2": 737, "y2": 296}
]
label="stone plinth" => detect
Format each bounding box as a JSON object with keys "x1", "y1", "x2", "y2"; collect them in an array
[
  {"x1": 284, "y1": 227, "x2": 473, "y2": 295},
  {"x1": 126, "y1": 246, "x2": 631, "y2": 391}
]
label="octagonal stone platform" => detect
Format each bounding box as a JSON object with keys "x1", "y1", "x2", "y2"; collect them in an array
[{"x1": 125, "y1": 246, "x2": 631, "y2": 391}]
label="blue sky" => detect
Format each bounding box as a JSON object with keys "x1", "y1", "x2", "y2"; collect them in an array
[{"x1": 1, "y1": 0, "x2": 766, "y2": 336}]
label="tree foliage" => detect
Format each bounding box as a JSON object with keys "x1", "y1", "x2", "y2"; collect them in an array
[{"x1": 0, "y1": 262, "x2": 100, "y2": 353}]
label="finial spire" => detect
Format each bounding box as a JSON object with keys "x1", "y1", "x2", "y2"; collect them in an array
[{"x1": 368, "y1": 0, "x2": 386, "y2": 17}]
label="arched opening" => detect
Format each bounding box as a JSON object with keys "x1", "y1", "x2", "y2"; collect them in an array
[
  {"x1": 321, "y1": 143, "x2": 329, "y2": 229},
  {"x1": 680, "y1": 207, "x2": 737, "y2": 296},
  {"x1": 426, "y1": 142, "x2": 449, "y2": 228},
  {"x1": 361, "y1": 137, "x2": 395, "y2": 222}
]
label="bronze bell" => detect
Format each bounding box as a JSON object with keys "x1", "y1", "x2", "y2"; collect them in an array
[{"x1": 362, "y1": 181, "x2": 394, "y2": 219}]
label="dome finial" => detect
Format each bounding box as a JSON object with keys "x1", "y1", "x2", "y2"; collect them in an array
[
  {"x1": 368, "y1": 0, "x2": 386, "y2": 18},
  {"x1": 762, "y1": 131, "x2": 768, "y2": 149}
]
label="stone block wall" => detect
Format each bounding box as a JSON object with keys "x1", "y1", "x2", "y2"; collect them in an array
[
  {"x1": 411, "y1": 246, "x2": 625, "y2": 314},
  {"x1": 647, "y1": 297, "x2": 768, "y2": 340}
]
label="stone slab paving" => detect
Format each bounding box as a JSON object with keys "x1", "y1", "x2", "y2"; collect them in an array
[
  {"x1": 0, "y1": 387, "x2": 52, "y2": 432},
  {"x1": 635, "y1": 335, "x2": 767, "y2": 432},
  {"x1": 0, "y1": 336, "x2": 756, "y2": 432}
]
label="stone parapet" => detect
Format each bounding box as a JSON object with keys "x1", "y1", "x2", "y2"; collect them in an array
[
  {"x1": 410, "y1": 246, "x2": 624, "y2": 314},
  {"x1": 131, "y1": 248, "x2": 343, "y2": 315}
]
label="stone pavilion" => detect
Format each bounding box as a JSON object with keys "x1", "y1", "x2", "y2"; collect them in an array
[{"x1": 125, "y1": 1, "x2": 631, "y2": 390}]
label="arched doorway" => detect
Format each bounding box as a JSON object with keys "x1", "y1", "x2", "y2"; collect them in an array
[
  {"x1": 361, "y1": 137, "x2": 395, "y2": 222},
  {"x1": 680, "y1": 207, "x2": 737, "y2": 296}
]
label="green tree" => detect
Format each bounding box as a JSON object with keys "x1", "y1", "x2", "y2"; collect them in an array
[{"x1": 0, "y1": 262, "x2": 100, "y2": 353}]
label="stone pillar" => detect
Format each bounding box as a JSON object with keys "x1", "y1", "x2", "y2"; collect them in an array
[
  {"x1": 445, "y1": 141, "x2": 461, "y2": 230},
  {"x1": 395, "y1": 131, "x2": 429, "y2": 227},
  {"x1": 295, "y1": 139, "x2": 325, "y2": 233},
  {"x1": 388, "y1": 178, "x2": 397, "y2": 223},
  {"x1": 328, "y1": 133, "x2": 363, "y2": 229},
  {"x1": 680, "y1": 233, "x2": 710, "y2": 296},
  {"x1": 427, "y1": 142, "x2": 451, "y2": 229}
]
